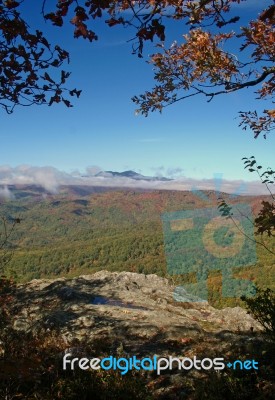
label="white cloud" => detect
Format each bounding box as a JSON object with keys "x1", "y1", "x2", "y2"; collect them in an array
[
  {"x1": 0, "y1": 165, "x2": 72, "y2": 194},
  {"x1": 0, "y1": 186, "x2": 14, "y2": 200},
  {"x1": 150, "y1": 166, "x2": 185, "y2": 178},
  {"x1": 85, "y1": 166, "x2": 103, "y2": 176},
  {"x1": 166, "y1": 167, "x2": 185, "y2": 178},
  {"x1": 0, "y1": 164, "x2": 273, "y2": 196}
]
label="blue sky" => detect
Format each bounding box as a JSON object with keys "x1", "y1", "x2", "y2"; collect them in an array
[{"x1": 0, "y1": 0, "x2": 274, "y2": 188}]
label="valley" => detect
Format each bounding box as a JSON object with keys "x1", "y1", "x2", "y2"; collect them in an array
[{"x1": 1, "y1": 185, "x2": 274, "y2": 308}]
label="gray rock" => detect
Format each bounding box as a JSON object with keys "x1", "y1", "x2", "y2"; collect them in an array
[{"x1": 11, "y1": 271, "x2": 263, "y2": 350}]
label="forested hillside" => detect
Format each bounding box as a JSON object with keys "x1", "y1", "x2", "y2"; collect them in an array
[{"x1": 1, "y1": 186, "x2": 274, "y2": 307}]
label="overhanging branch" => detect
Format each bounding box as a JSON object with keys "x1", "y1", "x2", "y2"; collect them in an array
[{"x1": 165, "y1": 67, "x2": 275, "y2": 107}]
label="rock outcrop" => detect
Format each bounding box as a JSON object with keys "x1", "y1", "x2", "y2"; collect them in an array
[
  {"x1": 6, "y1": 271, "x2": 270, "y2": 399},
  {"x1": 11, "y1": 271, "x2": 262, "y2": 347}
]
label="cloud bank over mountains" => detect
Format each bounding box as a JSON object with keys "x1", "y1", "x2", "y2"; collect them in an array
[{"x1": 0, "y1": 165, "x2": 273, "y2": 196}]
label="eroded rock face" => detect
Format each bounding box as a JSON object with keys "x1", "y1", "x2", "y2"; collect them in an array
[{"x1": 11, "y1": 271, "x2": 261, "y2": 348}]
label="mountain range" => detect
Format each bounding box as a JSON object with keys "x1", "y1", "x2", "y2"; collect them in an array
[{"x1": 87, "y1": 170, "x2": 172, "y2": 181}]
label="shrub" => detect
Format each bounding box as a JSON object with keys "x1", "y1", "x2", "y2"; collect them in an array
[{"x1": 241, "y1": 288, "x2": 275, "y2": 338}]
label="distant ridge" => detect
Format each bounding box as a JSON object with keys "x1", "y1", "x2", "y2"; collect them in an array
[{"x1": 94, "y1": 169, "x2": 172, "y2": 182}]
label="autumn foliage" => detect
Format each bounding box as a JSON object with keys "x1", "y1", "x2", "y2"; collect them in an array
[
  {"x1": 0, "y1": 0, "x2": 81, "y2": 113},
  {"x1": 0, "y1": 1, "x2": 274, "y2": 138}
]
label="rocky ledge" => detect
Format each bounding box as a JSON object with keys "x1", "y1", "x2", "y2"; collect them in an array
[
  {"x1": 5, "y1": 271, "x2": 271, "y2": 398},
  {"x1": 11, "y1": 271, "x2": 262, "y2": 346}
]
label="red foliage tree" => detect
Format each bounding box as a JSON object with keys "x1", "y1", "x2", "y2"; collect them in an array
[{"x1": 0, "y1": 1, "x2": 274, "y2": 138}]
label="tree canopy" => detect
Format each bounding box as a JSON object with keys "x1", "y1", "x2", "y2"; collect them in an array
[{"x1": 0, "y1": 0, "x2": 274, "y2": 138}]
